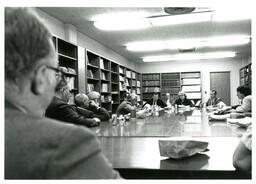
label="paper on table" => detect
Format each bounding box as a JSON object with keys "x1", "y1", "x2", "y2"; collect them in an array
[
  {"x1": 227, "y1": 117, "x2": 252, "y2": 128},
  {"x1": 159, "y1": 140, "x2": 208, "y2": 159}
]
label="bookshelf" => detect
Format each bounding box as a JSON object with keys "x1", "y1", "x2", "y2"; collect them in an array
[
  {"x1": 53, "y1": 36, "x2": 78, "y2": 103},
  {"x1": 161, "y1": 72, "x2": 181, "y2": 104},
  {"x1": 142, "y1": 71, "x2": 202, "y2": 104},
  {"x1": 180, "y1": 72, "x2": 201, "y2": 103},
  {"x1": 100, "y1": 58, "x2": 111, "y2": 112},
  {"x1": 136, "y1": 73, "x2": 142, "y2": 104},
  {"x1": 142, "y1": 73, "x2": 161, "y2": 101},
  {"x1": 111, "y1": 62, "x2": 120, "y2": 113},
  {"x1": 86, "y1": 51, "x2": 100, "y2": 94},
  {"x1": 240, "y1": 63, "x2": 251, "y2": 88}
]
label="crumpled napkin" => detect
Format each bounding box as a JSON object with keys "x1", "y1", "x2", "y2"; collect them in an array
[{"x1": 159, "y1": 140, "x2": 209, "y2": 159}]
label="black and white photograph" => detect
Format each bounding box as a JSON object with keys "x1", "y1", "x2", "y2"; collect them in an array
[{"x1": 2, "y1": 0, "x2": 254, "y2": 182}]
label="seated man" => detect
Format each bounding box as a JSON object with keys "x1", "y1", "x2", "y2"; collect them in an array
[
  {"x1": 75, "y1": 93, "x2": 110, "y2": 121},
  {"x1": 206, "y1": 90, "x2": 223, "y2": 107},
  {"x1": 88, "y1": 91, "x2": 101, "y2": 106},
  {"x1": 234, "y1": 85, "x2": 252, "y2": 113},
  {"x1": 45, "y1": 78, "x2": 100, "y2": 127},
  {"x1": 142, "y1": 93, "x2": 167, "y2": 108},
  {"x1": 174, "y1": 91, "x2": 193, "y2": 106},
  {"x1": 117, "y1": 92, "x2": 147, "y2": 118},
  {"x1": 5, "y1": 7, "x2": 119, "y2": 179},
  {"x1": 233, "y1": 126, "x2": 251, "y2": 174}
]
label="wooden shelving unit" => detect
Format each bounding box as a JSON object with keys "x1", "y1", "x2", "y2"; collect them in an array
[
  {"x1": 52, "y1": 36, "x2": 78, "y2": 103},
  {"x1": 240, "y1": 63, "x2": 251, "y2": 88},
  {"x1": 142, "y1": 73, "x2": 161, "y2": 102}
]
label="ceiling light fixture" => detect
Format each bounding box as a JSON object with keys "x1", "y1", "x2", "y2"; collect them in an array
[
  {"x1": 143, "y1": 51, "x2": 236, "y2": 62},
  {"x1": 126, "y1": 35, "x2": 250, "y2": 52}
]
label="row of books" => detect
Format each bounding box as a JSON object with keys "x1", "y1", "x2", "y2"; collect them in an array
[
  {"x1": 87, "y1": 83, "x2": 94, "y2": 93},
  {"x1": 162, "y1": 80, "x2": 180, "y2": 86},
  {"x1": 137, "y1": 81, "x2": 141, "y2": 87},
  {"x1": 119, "y1": 67, "x2": 124, "y2": 74},
  {"x1": 142, "y1": 81, "x2": 160, "y2": 86},
  {"x1": 142, "y1": 87, "x2": 160, "y2": 93},
  {"x1": 142, "y1": 74, "x2": 160, "y2": 80},
  {"x1": 101, "y1": 72, "x2": 109, "y2": 80},
  {"x1": 101, "y1": 83, "x2": 109, "y2": 92},
  {"x1": 186, "y1": 92, "x2": 201, "y2": 99},
  {"x1": 161, "y1": 73, "x2": 180, "y2": 79},
  {"x1": 99, "y1": 58, "x2": 109, "y2": 70},
  {"x1": 181, "y1": 72, "x2": 200, "y2": 78}
]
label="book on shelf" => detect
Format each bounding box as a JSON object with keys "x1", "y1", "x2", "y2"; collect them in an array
[
  {"x1": 132, "y1": 80, "x2": 136, "y2": 86},
  {"x1": 101, "y1": 83, "x2": 109, "y2": 92},
  {"x1": 137, "y1": 81, "x2": 141, "y2": 87},
  {"x1": 126, "y1": 79, "x2": 130, "y2": 86},
  {"x1": 137, "y1": 88, "x2": 141, "y2": 94},
  {"x1": 119, "y1": 75, "x2": 124, "y2": 82},
  {"x1": 101, "y1": 72, "x2": 106, "y2": 80},
  {"x1": 87, "y1": 69, "x2": 94, "y2": 78},
  {"x1": 126, "y1": 70, "x2": 131, "y2": 78},
  {"x1": 132, "y1": 72, "x2": 136, "y2": 79},
  {"x1": 119, "y1": 67, "x2": 124, "y2": 74},
  {"x1": 132, "y1": 89, "x2": 136, "y2": 94},
  {"x1": 99, "y1": 58, "x2": 104, "y2": 69},
  {"x1": 87, "y1": 83, "x2": 94, "y2": 93}
]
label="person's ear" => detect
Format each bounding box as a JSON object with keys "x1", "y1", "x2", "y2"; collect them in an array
[{"x1": 31, "y1": 65, "x2": 47, "y2": 95}]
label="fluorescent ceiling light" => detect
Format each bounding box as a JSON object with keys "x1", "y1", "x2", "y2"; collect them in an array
[
  {"x1": 91, "y1": 12, "x2": 150, "y2": 22},
  {"x1": 143, "y1": 51, "x2": 236, "y2": 62},
  {"x1": 94, "y1": 19, "x2": 151, "y2": 31},
  {"x1": 150, "y1": 12, "x2": 212, "y2": 26},
  {"x1": 126, "y1": 35, "x2": 250, "y2": 52},
  {"x1": 199, "y1": 35, "x2": 250, "y2": 47}
]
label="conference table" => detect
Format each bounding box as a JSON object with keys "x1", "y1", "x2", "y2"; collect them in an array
[{"x1": 91, "y1": 107, "x2": 251, "y2": 179}]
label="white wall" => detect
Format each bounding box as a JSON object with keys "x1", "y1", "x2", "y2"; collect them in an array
[
  {"x1": 138, "y1": 58, "x2": 248, "y2": 105},
  {"x1": 35, "y1": 8, "x2": 136, "y2": 70}
]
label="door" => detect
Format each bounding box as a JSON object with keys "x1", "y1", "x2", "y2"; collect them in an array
[{"x1": 210, "y1": 72, "x2": 231, "y2": 106}]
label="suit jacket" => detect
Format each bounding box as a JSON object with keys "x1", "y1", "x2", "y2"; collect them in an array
[
  {"x1": 142, "y1": 98, "x2": 167, "y2": 108},
  {"x1": 206, "y1": 97, "x2": 222, "y2": 106},
  {"x1": 174, "y1": 98, "x2": 193, "y2": 106},
  {"x1": 45, "y1": 96, "x2": 97, "y2": 127},
  {"x1": 86, "y1": 104, "x2": 110, "y2": 121},
  {"x1": 5, "y1": 101, "x2": 120, "y2": 179}
]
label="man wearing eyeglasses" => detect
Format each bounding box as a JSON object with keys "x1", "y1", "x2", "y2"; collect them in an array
[{"x1": 5, "y1": 8, "x2": 120, "y2": 179}]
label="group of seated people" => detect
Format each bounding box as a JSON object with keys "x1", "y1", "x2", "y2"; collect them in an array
[
  {"x1": 45, "y1": 77, "x2": 111, "y2": 127},
  {"x1": 5, "y1": 7, "x2": 251, "y2": 179}
]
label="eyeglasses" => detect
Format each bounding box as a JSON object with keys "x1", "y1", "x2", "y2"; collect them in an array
[{"x1": 45, "y1": 65, "x2": 64, "y2": 79}]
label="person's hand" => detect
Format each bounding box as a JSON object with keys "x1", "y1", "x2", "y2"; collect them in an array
[
  {"x1": 90, "y1": 100, "x2": 99, "y2": 108},
  {"x1": 91, "y1": 117, "x2": 101, "y2": 126}
]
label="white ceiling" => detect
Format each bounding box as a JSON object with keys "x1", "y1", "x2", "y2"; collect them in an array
[{"x1": 39, "y1": 7, "x2": 251, "y2": 63}]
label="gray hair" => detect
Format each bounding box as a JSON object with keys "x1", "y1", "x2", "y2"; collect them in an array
[{"x1": 5, "y1": 7, "x2": 52, "y2": 84}]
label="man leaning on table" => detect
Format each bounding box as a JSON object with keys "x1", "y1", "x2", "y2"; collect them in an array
[{"x1": 5, "y1": 7, "x2": 120, "y2": 179}]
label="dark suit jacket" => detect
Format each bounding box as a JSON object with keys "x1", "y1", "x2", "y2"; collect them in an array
[
  {"x1": 45, "y1": 96, "x2": 97, "y2": 127},
  {"x1": 77, "y1": 105, "x2": 110, "y2": 121},
  {"x1": 5, "y1": 101, "x2": 120, "y2": 179},
  {"x1": 174, "y1": 98, "x2": 193, "y2": 106},
  {"x1": 142, "y1": 98, "x2": 167, "y2": 108}
]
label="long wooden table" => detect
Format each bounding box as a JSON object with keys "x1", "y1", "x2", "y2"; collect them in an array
[{"x1": 91, "y1": 108, "x2": 250, "y2": 179}]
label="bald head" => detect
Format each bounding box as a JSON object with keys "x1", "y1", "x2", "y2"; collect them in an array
[{"x1": 75, "y1": 93, "x2": 89, "y2": 108}]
